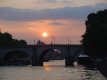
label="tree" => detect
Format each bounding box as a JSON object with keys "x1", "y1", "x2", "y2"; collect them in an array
[
  {"x1": 81, "y1": 9, "x2": 107, "y2": 58},
  {"x1": 0, "y1": 32, "x2": 13, "y2": 46},
  {"x1": 0, "y1": 32, "x2": 27, "y2": 46},
  {"x1": 37, "y1": 40, "x2": 45, "y2": 45}
]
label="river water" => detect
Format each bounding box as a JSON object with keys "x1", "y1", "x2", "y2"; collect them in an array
[{"x1": 0, "y1": 60, "x2": 106, "y2": 80}]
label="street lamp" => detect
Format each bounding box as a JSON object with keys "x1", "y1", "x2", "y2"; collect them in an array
[
  {"x1": 53, "y1": 37, "x2": 55, "y2": 44},
  {"x1": 34, "y1": 40, "x2": 35, "y2": 45},
  {"x1": 51, "y1": 36, "x2": 53, "y2": 45},
  {"x1": 0, "y1": 28, "x2": 1, "y2": 33},
  {"x1": 67, "y1": 38, "x2": 71, "y2": 45},
  {"x1": 51, "y1": 36, "x2": 55, "y2": 45}
]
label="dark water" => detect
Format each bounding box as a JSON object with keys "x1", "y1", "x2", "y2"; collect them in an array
[{"x1": 0, "y1": 60, "x2": 106, "y2": 80}]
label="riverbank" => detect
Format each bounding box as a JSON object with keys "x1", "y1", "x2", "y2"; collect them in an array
[
  {"x1": 94, "y1": 63, "x2": 107, "y2": 78},
  {"x1": 83, "y1": 67, "x2": 106, "y2": 80},
  {"x1": 68, "y1": 65, "x2": 106, "y2": 80}
]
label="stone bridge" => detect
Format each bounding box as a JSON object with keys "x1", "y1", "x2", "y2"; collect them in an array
[
  {"x1": 0, "y1": 46, "x2": 34, "y2": 65},
  {"x1": 32, "y1": 44, "x2": 83, "y2": 66},
  {"x1": 0, "y1": 44, "x2": 83, "y2": 66}
]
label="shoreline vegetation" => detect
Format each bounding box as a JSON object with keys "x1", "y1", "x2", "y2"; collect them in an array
[
  {"x1": 81, "y1": 9, "x2": 107, "y2": 78},
  {"x1": 0, "y1": 32, "x2": 27, "y2": 46}
]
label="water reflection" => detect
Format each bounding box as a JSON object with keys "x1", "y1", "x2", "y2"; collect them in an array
[
  {"x1": 43, "y1": 64, "x2": 51, "y2": 71},
  {"x1": 0, "y1": 60, "x2": 106, "y2": 80}
]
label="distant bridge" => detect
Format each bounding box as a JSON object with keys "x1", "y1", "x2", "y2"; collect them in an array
[{"x1": 0, "y1": 44, "x2": 83, "y2": 66}]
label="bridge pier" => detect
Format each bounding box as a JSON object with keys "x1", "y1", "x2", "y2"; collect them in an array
[
  {"x1": 32, "y1": 48, "x2": 43, "y2": 66},
  {"x1": 65, "y1": 56, "x2": 74, "y2": 66},
  {"x1": 0, "y1": 58, "x2": 5, "y2": 66},
  {"x1": 65, "y1": 46, "x2": 74, "y2": 66},
  {"x1": 32, "y1": 54, "x2": 43, "y2": 66},
  {"x1": 32, "y1": 59, "x2": 43, "y2": 66}
]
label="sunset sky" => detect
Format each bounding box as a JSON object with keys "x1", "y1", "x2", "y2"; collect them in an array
[{"x1": 0, "y1": 0, "x2": 107, "y2": 44}]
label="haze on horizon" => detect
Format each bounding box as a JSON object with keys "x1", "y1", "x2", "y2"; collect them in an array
[{"x1": 0, "y1": 0, "x2": 107, "y2": 44}]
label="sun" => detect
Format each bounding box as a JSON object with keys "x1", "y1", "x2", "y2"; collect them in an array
[{"x1": 42, "y1": 32, "x2": 48, "y2": 37}]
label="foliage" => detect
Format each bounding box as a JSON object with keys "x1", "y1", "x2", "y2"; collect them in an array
[
  {"x1": 81, "y1": 9, "x2": 107, "y2": 57},
  {"x1": 37, "y1": 40, "x2": 45, "y2": 45},
  {"x1": 0, "y1": 32, "x2": 27, "y2": 46}
]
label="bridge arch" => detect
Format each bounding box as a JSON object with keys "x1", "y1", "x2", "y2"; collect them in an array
[
  {"x1": 71, "y1": 49, "x2": 84, "y2": 65},
  {"x1": 4, "y1": 50, "x2": 30, "y2": 65},
  {"x1": 39, "y1": 48, "x2": 64, "y2": 66},
  {"x1": 32, "y1": 45, "x2": 82, "y2": 66}
]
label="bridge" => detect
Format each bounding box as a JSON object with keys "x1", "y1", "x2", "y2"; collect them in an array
[
  {"x1": 0, "y1": 46, "x2": 34, "y2": 65},
  {"x1": 0, "y1": 44, "x2": 83, "y2": 66}
]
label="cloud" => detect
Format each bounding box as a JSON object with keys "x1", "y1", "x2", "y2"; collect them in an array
[
  {"x1": 0, "y1": 0, "x2": 106, "y2": 9},
  {"x1": 40, "y1": 0, "x2": 72, "y2": 3},
  {"x1": 42, "y1": 0, "x2": 57, "y2": 2},
  {"x1": 49, "y1": 21, "x2": 66, "y2": 26},
  {"x1": 0, "y1": 3, "x2": 107, "y2": 21}
]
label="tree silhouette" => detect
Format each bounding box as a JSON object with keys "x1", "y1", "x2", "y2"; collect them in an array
[
  {"x1": 81, "y1": 9, "x2": 107, "y2": 58},
  {"x1": 0, "y1": 32, "x2": 27, "y2": 46},
  {"x1": 37, "y1": 40, "x2": 45, "y2": 45}
]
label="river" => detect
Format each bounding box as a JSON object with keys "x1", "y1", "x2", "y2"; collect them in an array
[{"x1": 0, "y1": 60, "x2": 106, "y2": 80}]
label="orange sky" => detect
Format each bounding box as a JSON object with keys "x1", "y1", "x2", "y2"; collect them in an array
[
  {"x1": 0, "y1": 0, "x2": 107, "y2": 44},
  {"x1": 0, "y1": 19, "x2": 85, "y2": 44}
]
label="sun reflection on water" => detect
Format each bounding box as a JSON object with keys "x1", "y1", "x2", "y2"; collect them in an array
[{"x1": 43, "y1": 64, "x2": 51, "y2": 71}]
